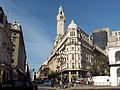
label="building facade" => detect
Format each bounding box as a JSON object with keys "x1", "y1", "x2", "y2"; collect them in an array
[
  {"x1": 92, "y1": 27, "x2": 110, "y2": 50},
  {"x1": 0, "y1": 7, "x2": 12, "y2": 83},
  {"x1": 38, "y1": 61, "x2": 49, "y2": 80},
  {"x1": 107, "y1": 30, "x2": 120, "y2": 86},
  {"x1": 46, "y1": 6, "x2": 107, "y2": 83},
  {"x1": 10, "y1": 21, "x2": 26, "y2": 79},
  {"x1": 0, "y1": 6, "x2": 27, "y2": 82}
]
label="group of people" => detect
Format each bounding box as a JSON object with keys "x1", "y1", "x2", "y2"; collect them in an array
[{"x1": 59, "y1": 79, "x2": 69, "y2": 88}]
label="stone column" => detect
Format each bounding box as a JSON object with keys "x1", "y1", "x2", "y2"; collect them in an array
[
  {"x1": 69, "y1": 71, "x2": 71, "y2": 83},
  {"x1": 80, "y1": 71, "x2": 82, "y2": 78},
  {"x1": 76, "y1": 71, "x2": 79, "y2": 78}
]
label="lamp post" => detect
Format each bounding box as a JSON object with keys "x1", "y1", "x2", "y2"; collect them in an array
[
  {"x1": 34, "y1": 71, "x2": 36, "y2": 81},
  {"x1": 57, "y1": 51, "x2": 66, "y2": 88},
  {"x1": 29, "y1": 68, "x2": 34, "y2": 81}
]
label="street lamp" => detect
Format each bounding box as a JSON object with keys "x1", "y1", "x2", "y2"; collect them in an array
[
  {"x1": 56, "y1": 51, "x2": 66, "y2": 88},
  {"x1": 29, "y1": 68, "x2": 34, "y2": 80}
]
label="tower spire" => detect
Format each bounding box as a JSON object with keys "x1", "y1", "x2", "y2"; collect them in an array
[
  {"x1": 55, "y1": 1, "x2": 66, "y2": 46},
  {"x1": 59, "y1": 5, "x2": 63, "y2": 12},
  {"x1": 56, "y1": 3, "x2": 66, "y2": 36},
  {"x1": 58, "y1": 0, "x2": 63, "y2": 13}
]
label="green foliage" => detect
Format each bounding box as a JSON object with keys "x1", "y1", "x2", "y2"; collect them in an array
[
  {"x1": 90, "y1": 54, "x2": 110, "y2": 76},
  {"x1": 48, "y1": 71, "x2": 59, "y2": 79}
]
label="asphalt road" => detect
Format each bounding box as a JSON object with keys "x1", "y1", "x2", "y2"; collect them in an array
[{"x1": 38, "y1": 84, "x2": 120, "y2": 90}]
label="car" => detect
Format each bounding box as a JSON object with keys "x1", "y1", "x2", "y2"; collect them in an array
[
  {"x1": 75, "y1": 78, "x2": 85, "y2": 84},
  {"x1": 0, "y1": 79, "x2": 38, "y2": 90},
  {"x1": 43, "y1": 80, "x2": 53, "y2": 86}
]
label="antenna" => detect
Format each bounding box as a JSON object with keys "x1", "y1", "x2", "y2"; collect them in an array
[
  {"x1": 59, "y1": 0, "x2": 61, "y2": 5},
  {"x1": 59, "y1": 0, "x2": 62, "y2": 7}
]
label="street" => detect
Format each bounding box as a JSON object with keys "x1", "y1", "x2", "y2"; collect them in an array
[{"x1": 38, "y1": 84, "x2": 120, "y2": 90}]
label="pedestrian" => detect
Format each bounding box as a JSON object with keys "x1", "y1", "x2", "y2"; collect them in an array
[{"x1": 60, "y1": 80, "x2": 64, "y2": 89}]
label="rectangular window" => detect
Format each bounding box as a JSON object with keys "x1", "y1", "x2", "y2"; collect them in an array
[
  {"x1": 78, "y1": 54, "x2": 80, "y2": 60},
  {"x1": 116, "y1": 37, "x2": 118, "y2": 41},
  {"x1": 71, "y1": 39, "x2": 74, "y2": 43},
  {"x1": 70, "y1": 32, "x2": 75, "y2": 36},
  {"x1": 72, "y1": 47, "x2": 74, "y2": 50},
  {"x1": 67, "y1": 63, "x2": 69, "y2": 68},
  {"x1": 71, "y1": 38, "x2": 76, "y2": 43},
  {"x1": 78, "y1": 63, "x2": 80, "y2": 68},
  {"x1": 72, "y1": 63, "x2": 74, "y2": 69},
  {"x1": 67, "y1": 48, "x2": 68, "y2": 51},
  {"x1": 13, "y1": 37, "x2": 16, "y2": 42},
  {"x1": 67, "y1": 55, "x2": 69, "y2": 60},
  {"x1": 72, "y1": 54, "x2": 74, "y2": 60},
  {"x1": 115, "y1": 32, "x2": 117, "y2": 36}
]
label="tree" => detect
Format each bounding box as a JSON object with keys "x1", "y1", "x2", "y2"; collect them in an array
[
  {"x1": 48, "y1": 71, "x2": 59, "y2": 79},
  {"x1": 90, "y1": 54, "x2": 110, "y2": 76}
]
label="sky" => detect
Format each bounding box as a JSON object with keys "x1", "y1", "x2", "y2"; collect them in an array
[{"x1": 1, "y1": 0, "x2": 120, "y2": 71}]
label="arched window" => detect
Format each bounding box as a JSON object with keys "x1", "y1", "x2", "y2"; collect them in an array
[
  {"x1": 117, "y1": 68, "x2": 120, "y2": 77},
  {"x1": 115, "y1": 51, "x2": 120, "y2": 62},
  {"x1": 72, "y1": 63, "x2": 74, "y2": 69}
]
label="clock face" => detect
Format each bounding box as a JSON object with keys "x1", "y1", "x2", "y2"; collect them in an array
[{"x1": 60, "y1": 16, "x2": 64, "y2": 19}]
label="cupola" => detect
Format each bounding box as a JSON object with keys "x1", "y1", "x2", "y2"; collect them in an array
[{"x1": 68, "y1": 19, "x2": 77, "y2": 29}]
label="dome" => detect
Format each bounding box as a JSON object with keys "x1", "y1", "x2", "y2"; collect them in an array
[
  {"x1": 13, "y1": 21, "x2": 20, "y2": 27},
  {"x1": 68, "y1": 19, "x2": 78, "y2": 29}
]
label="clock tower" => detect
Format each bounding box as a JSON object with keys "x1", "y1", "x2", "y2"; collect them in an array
[{"x1": 56, "y1": 5, "x2": 66, "y2": 37}]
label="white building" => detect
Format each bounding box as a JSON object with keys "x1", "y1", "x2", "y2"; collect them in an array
[
  {"x1": 46, "y1": 5, "x2": 106, "y2": 83},
  {"x1": 107, "y1": 30, "x2": 120, "y2": 86},
  {"x1": 93, "y1": 30, "x2": 120, "y2": 86}
]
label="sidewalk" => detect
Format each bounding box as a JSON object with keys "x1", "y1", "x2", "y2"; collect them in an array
[
  {"x1": 65, "y1": 85, "x2": 120, "y2": 90},
  {"x1": 38, "y1": 84, "x2": 120, "y2": 90}
]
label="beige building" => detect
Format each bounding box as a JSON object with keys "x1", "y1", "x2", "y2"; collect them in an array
[
  {"x1": 10, "y1": 21, "x2": 26, "y2": 78},
  {"x1": 38, "y1": 61, "x2": 49, "y2": 80},
  {"x1": 44, "y1": 6, "x2": 107, "y2": 83},
  {"x1": 0, "y1": 7, "x2": 26, "y2": 82},
  {"x1": 0, "y1": 7, "x2": 12, "y2": 82}
]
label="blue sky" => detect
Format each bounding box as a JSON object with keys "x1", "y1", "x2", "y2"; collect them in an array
[{"x1": 1, "y1": 0, "x2": 120, "y2": 71}]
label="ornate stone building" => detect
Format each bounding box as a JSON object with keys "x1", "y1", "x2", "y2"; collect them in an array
[
  {"x1": 46, "y1": 6, "x2": 106, "y2": 83},
  {"x1": 0, "y1": 7, "x2": 26, "y2": 82},
  {"x1": 10, "y1": 21, "x2": 26, "y2": 79},
  {"x1": 107, "y1": 30, "x2": 120, "y2": 86},
  {"x1": 0, "y1": 7, "x2": 12, "y2": 83}
]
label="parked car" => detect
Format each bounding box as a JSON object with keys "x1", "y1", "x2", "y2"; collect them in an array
[
  {"x1": 0, "y1": 79, "x2": 38, "y2": 90},
  {"x1": 75, "y1": 78, "x2": 85, "y2": 84},
  {"x1": 43, "y1": 80, "x2": 53, "y2": 86}
]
